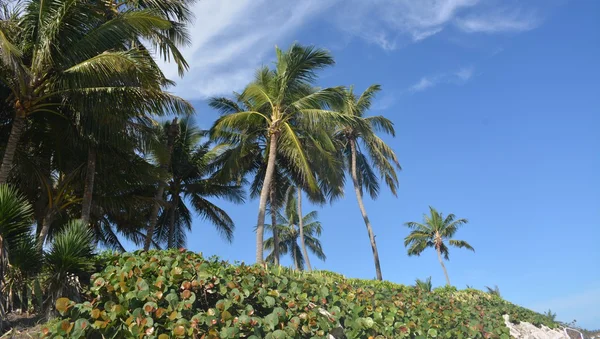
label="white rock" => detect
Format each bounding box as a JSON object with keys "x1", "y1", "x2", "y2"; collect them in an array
[{"x1": 503, "y1": 314, "x2": 570, "y2": 339}]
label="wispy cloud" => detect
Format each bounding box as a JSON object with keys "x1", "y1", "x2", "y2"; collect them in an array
[
  {"x1": 335, "y1": 0, "x2": 479, "y2": 50},
  {"x1": 157, "y1": 0, "x2": 335, "y2": 99},
  {"x1": 455, "y1": 8, "x2": 539, "y2": 33},
  {"x1": 334, "y1": 0, "x2": 542, "y2": 50},
  {"x1": 158, "y1": 0, "x2": 543, "y2": 99},
  {"x1": 409, "y1": 66, "x2": 475, "y2": 93}
]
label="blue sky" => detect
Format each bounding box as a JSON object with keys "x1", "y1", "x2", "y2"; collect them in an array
[{"x1": 152, "y1": 0, "x2": 599, "y2": 329}]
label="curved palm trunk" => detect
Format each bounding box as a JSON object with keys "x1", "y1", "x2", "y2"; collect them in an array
[
  {"x1": 0, "y1": 114, "x2": 26, "y2": 184},
  {"x1": 256, "y1": 132, "x2": 278, "y2": 263},
  {"x1": 36, "y1": 209, "x2": 56, "y2": 251},
  {"x1": 297, "y1": 188, "x2": 312, "y2": 272},
  {"x1": 270, "y1": 185, "x2": 279, "y2": 265},
  {"x1": 144, "y1": 118, "x2": 178, "y2": 251},
  {"x1": 436, "y1": 246, "x2": 451, "y2": 285},
  {"x1": 167, "y1": 193, "x2": 178, "y2": 249},
  {"x1": 81, "y1": 146, "x2": 96, "y2": 224},
  {"x1": 350, "y1": 140, "x2": 383, "y2": 281}
]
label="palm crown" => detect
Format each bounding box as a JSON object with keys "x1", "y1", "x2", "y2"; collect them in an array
[
  {"x1": 210, "y1": 43, "x2": 361, "y2": 263},
  {"x1": 264, "y1": 194, "x2": 325, "y2": 271},
  {"x1": 154, "y1": 118, "x2": 245, "y2": 249},
  {"x1": 404, "y1": 206, "x2": 475, "y2": 285},
  {"x1": 331, "y1": 85, "x2": 401, "y2": 281}
]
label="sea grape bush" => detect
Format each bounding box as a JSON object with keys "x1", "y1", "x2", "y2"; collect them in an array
[{"x1": 41, "y1": 250, "x2": 558, "y2": 338}]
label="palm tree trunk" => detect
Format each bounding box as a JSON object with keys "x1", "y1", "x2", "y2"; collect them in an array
[
  {"x1": 21, "y1": 283, "x2": 28, "y2": 313},
  {"x1": 269, "y1": 185, "x2": 279, "y2": 265},
  {"x1": 144, "y1": 118, "x2": 179, "y2": 251},
  {"x1": 255, "y1": 132, "x2": 278, "y2": 263},
  {"x1": 167, "y1": 194, "x2": 178, "y2": 249},
  {"x1": 350, "y1": 140, "x2": 383, "y2": 281},
  {"x1": 297, "y1": 188, "x2": 312, "y2": 272},
  {"x1": 144, "y1": 184, "x2": 165, "y2": 251},
  {"x1": 436, "y1": 246, "x2": 451, "y2": 285},
  {"x1": 37, "y1": 209, "x2": 56, "y2": 251},
  {"x1": 81, "y1": 146, "x2": 96, "y2": 224},
  {"x1": 0, "y1": 114, "x2": 26, "y2": 184},
  {"x1": 292, "y1": 244, "x2": 299, "y2": 271}
]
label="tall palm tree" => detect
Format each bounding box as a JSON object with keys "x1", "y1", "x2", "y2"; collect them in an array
[
  {"x1": 153, "y1": 118, "x2": 245, "y2": 249},
  {"x1": 210, "y1": 46, "x2": 353, "y2": 263},
  {"x1": 0, "y1": 0, "x2": 190, "y2": 184},
  {"x1": 77, "y1": 0, "x2": 196, "y2": 224},
  {"x1": 143, "y1": 118, "x2": 180, "y2": 251},
  {"x1": 264, "y1": 194, "x2": 325, "y2": 270},
  {"x1": 333, "y1": 85, "x2": 401, "y2": 281},
  {"x1": 404, "y1": 206, "x2": 475, "y2": 286}
]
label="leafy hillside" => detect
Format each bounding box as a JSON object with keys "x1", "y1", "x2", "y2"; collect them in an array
[{"x1": 42, "y1": 250, "x2": 557, "y2": 338}]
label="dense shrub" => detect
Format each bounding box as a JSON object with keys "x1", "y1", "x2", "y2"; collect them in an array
[{"x1": 41, "y1": 250, "x2": 558, "y2": 338}]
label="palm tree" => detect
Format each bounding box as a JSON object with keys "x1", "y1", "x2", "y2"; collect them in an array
[
  {"x1": 264, "y1": 194, "x2": 325, "y2": 270},
  {"x1": 485, "y1": 285, "x2": 501, "y2": 297},
  {"x1": 210, "y1": 46, "x2": 354, "y2": 263},
  {"x1": 77, "y1": 0, "x2": 196, "y2": 224},
  {"x1": 333, "y1": 85, "x2": 401, "y2": 281},
  {"x1": 143, "y1": 118, "x2": 180, "y2": 251},
  {"x1": 44, "y1": 219, "x2": 95, "y2": 311},
  {"x1": 415, "y1": 276, "x2": 433, "y2": 292},
  {"x1": 0, "y1": 184, "x2": 34, "y2": 327},
  {"x1": 0, "y1": 0, "x2": 191, "y2": 185},
  {"x1": 404, "y1": 206, "x2": 475, "y2": 286},
  {"x1": 153, "y1": 118, "x2": 245, "y2": 249}
]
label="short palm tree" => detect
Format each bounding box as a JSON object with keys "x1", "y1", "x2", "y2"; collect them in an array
[
  {"x1": 485, "y1": 285, "x2": 501, "y2": 297},
  {"x1": 210, "y1": 44, "x2": 356, "y2": 263},
  {"x1": 264, "y1": 194, "x2": 325, "y2": 270},
  {"x1": 333, "y1": 85, "x2": 401, "y2": 281},
  {"x1": 0, "y1": 184, "x2": 34, "y2": 324},
  {"x1": 404, "y1": 207, "x2": 475, "y2": 286},
  {"x1": 415, "y1": 276, "x2": 433, "y2": 292},
  {"x1": 154, "y1": 118, "x2": 245, "y2": 249},
  {"x1": 44, "y1": 219, "x2": 95, "y2": 312}
]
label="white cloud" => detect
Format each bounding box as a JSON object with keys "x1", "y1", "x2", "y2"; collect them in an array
[
  {"x1": 335, "y1": 0, "x2": 479, "y2": 50},
  {"x1": 455, "y1": 8, "x2": 539, "y2": 33},
  {"x1": 157, "y1": 0, "x2": 542, "y2": 99},
  {"x1": 455, "y1": 66, "x2": 474, "y2": 81},
  {"x1": 158, "y1": 0, "x2": 335, "y2": 99},
  {"x1": 410, "y1": 66, "x2": 475, "y2": 93},
  {"x1": 411, "y1": 77, "x2": 437, "y2": 92}
]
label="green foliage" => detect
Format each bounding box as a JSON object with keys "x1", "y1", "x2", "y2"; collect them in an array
[
  {"x1": 42, "y1": 250, "x2": 558, "y2": 338},
  {"x1": 44, "y1": 220, "x2": 96, "y2": 309},
  {"x1": 414, "y1": 277, "x2": 432, "y2": 292},
  {"x1": 543, "y1": 309, "x2": 556, "y2": 322},
  {"x1": 485, "y1": 286, "x2": 502, "y2": 298},
  {"x1": 0, "y1": 184, "x2": 34, "y2": 250}
]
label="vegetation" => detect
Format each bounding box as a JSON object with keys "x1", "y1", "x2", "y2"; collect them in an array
[
  {"x1": 486, "y1": 285, "x2": 502, "y2": 298},
  {"x1": 414, "y1": 277, "x2": 433, "y2": 292},
  {"x1": 0, "y1": 184, "x2": 96, "y2": 331},
  {"x1": 41, "y1": 250, "x2": 559, "y2": 338},
  {"x1": 332, "y1": 85, "x2": 401, "y2": 281},
  {"x1": 0, "y1": 0, "x2": 584, "y2": 337},
  {"x1": 404, "y1": 206, "x2": 475, "y2": 285},
  {"x1": 544, "y1": 309, "x2": 557, "y2": 322},
  {"x1": 264, "y1": 192, "x2": 325, "y2": 270}
]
